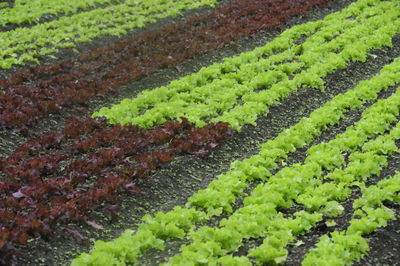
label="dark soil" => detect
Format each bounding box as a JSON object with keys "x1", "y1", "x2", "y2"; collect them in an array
[{"x1": 1, "y1": 0, "x2": 399, "y2": 265}]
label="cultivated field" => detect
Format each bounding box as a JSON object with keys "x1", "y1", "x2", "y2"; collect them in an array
[{"x1": 0, "y1": 0, "x2": 399, "y2": 265}]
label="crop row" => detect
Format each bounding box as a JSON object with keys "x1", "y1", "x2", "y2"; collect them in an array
[
  {"x1": 2, "y1": 0, "x2": 399, "y2": 264},
  {"x1": 0, "y1": 0, "x2": 218, "y2": 69},
  {"x1": 139, "y1": 64, "x2": 400, "y2": 265},
  {"x1": 303, "y1": 141, "x2": 400, "y2": 265},
  {"x1": 0, "y1": 117, "x2": 235, "y2": 265},
  {"x1": 0, "y1": 0, "x2": 341, "y2": 262},
  {"x1": 96, "y1": 0, "x2": 400, "y2": 130},
  {"x1": 0, "y1": 0, "x2": 125, "y2": 27},
  {"x1": 0, "y1": 3, "x2": 10, "y2": 9},
  {"x1": 229, "y1": 101, "x2": 400, "y2": 265},
  {"x1": 0, "y1": 0, "x2": 334, "y2": 132},
  {"x1": 72, "y1": 25, "x2": 400, "y2": 263}
]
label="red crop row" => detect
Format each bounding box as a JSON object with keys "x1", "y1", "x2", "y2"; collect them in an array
[
  {"x1": 0, "y1": 117, "x2": 235, "y2": 264},
  {"x1": 0, "y1": 0, "x2": 334, "y2": 132}
]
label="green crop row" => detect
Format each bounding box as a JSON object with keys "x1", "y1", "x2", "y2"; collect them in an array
[
  {"x1": 0, "y1": 0, "x2": 124, "y2": 26},
  {"x1": 72, "y1": 39, "x2": 400, "y2": 266},
  {"x1": 94, "y1": 0, "x2": 400, "y2": 131},
  {"x1": 249, "y1": 120, "x2": 400, "y2": 265},
  {"x1": 0, "y1": 3, "x2": 9, "y2": 9},
  {"x1": 166, "y1": 79, "x2": 400, "y2": 265},
  {"x1": 0, "y1": 0, "x2": 218, "y2": 69},
  {"x1": 303, "y1": 170, "x2": 400, "y2": 265}
]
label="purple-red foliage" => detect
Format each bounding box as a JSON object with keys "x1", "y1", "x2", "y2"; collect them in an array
[
  {"x1": 0, "y1": 117, "x2": 235, "y2": 263},
  {"x1": 0, "y1": 0, "x2": 334, "y2": 131}
]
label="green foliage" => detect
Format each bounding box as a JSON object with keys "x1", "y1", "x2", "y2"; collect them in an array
[
  {"x1": 74, "y1": 55, "x2": 400, "y2": 265},
  {"x1": 0, "y1": 0, "x2": 126, "y2": 26},
  {"x1": 73, "y1": 1, "x2": 400, "y2": 264},
  {"x1": 248, "y1": 230, "x2": 293, "y2": 265},
  {"x1": 0, "y1": 0, "x2": 218, "y2": 69},
  {"x1": 304, "y1": 172, "x2": 400, "y2": 265},
  {"x1": 94, "y1": 0, "x2": 400, "y2": 131},
  {"x1": 140, "y1": 206, "x2": 206, "y2": 239},
  {"x1": 303, "y1": 232, "x2": 369, "y2": 266},
  {"x1": 216, "y1": 255, "x2": 252, "y2": 266}
]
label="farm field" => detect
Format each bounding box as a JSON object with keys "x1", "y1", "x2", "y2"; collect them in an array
[{"x1": 1, "y1": 0, "x2": 400, "y2": 265}]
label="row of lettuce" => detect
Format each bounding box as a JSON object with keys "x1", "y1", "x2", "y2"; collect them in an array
[
  {"x1": 72, "y1": 56, "x2": 400, "y2": 265},
  {"x1": 169, "y1": 62, "x2": 400, "y2": 265},
  {"x1": 94, "y1": 0, "x2": 400, "y2": 130},
  {"x1": 72, "y1": 0, "x2": 400, "y2": 264},
  {"x1": 0, "y1": 0, "x2": 218, "y2": 69},
  {"x1": 0, "y1": 0, "x2": 126, "y2": 26},
  {"x1": 0, "y1": 0, "x2": 345, "y2": 264},
  {"x1": 0, "y1": 0, "x2": 334, "y2": 132},
  {"x1": 0, "y1": 116, "x2": 235, "y2": 265}
]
